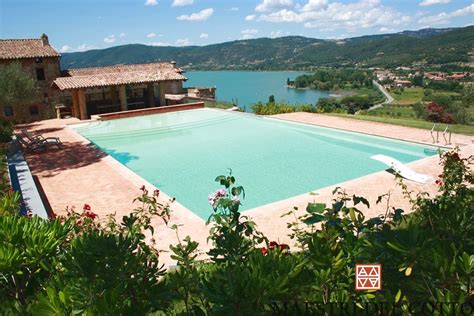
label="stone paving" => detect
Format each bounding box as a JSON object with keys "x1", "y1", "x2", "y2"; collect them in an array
[{"x1": 19, "y1": 112, "x2": 473, "y2": 266}]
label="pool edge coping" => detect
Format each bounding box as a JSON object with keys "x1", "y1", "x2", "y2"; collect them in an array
[{"x1": 65, "y1": 107, "x2": 449, "y2": 222}]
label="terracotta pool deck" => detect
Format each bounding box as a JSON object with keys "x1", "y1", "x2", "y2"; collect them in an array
[{"x1": 20, "y1": 112, "x2": 473, "y2": 266}]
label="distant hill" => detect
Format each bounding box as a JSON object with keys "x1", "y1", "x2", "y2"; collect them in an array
[{"x1": 60, "y1": 26, "x2": 474, "y2": 70}]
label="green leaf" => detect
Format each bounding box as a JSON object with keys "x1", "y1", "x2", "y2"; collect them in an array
[
  {"x1": 395, "y1": 289, "x2": 402, "y2": 303},
  {"x1": 303, "y1": 214, "x2": 325, "y2": 225},
  {"x1": 306, "y1": 203, "x2": 326, "y2": 214},
  {"x1": 349, "y1": 208, "x2": 356, "y2": 222},
  {"x1": 387, "y1": 241, "x2": 408, "y2": 253}
]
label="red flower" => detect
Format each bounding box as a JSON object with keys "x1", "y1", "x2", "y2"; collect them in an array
[
  {"x1": 153, "y1": 189, "x2": 160, "y2": 197},
  {"x1": 261, "y1": 247, "x2": 268, "y2": 256},
  {"x1": 140, "y1": 185, "x2": 146, "y2": 191},
  {"x1": 49, "y1": 211, "x2": 57, "y2": 220},
  {"x1": 83, "y1": 204, "x2": 91, "y2": 211},
  {"x1": 269, "y1": 241, "x2": 278, "y2": 250},
  {"x1": 279, "y1": 243, "x2": 290, "y2": 250},
  {"x1": 83, "y1": 211, "x2": 98, "y2": 220},
  {"x1": 76, "y1": 219, "x2": 83, "y2": 225}
]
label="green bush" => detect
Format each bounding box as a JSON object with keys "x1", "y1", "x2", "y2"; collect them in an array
[
  {"x1": 0, "y1": 149, "x2": 472, "y2": 314},
  {"x1": 0, "y1": 120, "x2": 13, "y2": 144}
]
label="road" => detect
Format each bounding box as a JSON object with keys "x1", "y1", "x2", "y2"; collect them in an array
[{"x1": 368, "y1": 80, "x2": 394, "y2": 111}]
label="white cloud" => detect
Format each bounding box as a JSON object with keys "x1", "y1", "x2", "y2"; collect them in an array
[
  {"x1": 257, "y1": 0, "x2": 411, "y2": 32},
  {"x1": 200, "y1": 33, "x2": 209, "y2": 39},
  {"x1": 419, "y1": 0, "x2": 450, "y2": 7},
  {"x1": 241, "y1": 29, "x2": 259, "y2": 39},
  {"x1": 177, "y1": 8, "x2": 214, "y2": 21},
  {"x1": 145, "y1": 0, "x2": 158, "y2": 6},
  {"x1": 176, "y1": 38, "x2": 192, "y2": 46},
  {"x1": 301, "y1": 0, "x2": 327, "y2": 12},
  {"x1": 245, "y1": 14, "x2": 257, "y2": 21},
  {"x1": 256, "y1": 0, "x2": 293, "y2": 13},
  {"x1": 104, "y1": 35, "x2": 116, "y2": 44},
  {"x1": 270, "y1": 30, "x2": 290, "y2": 38},
  {"x1": 147, "y1": 32, "x2": 157, "y2": 38},
  {"x1": 418, "y1": 4, "x2": 473, "y2": 25},
  {"x1": 119, "y1": 33, "x2": 126, "y2": 38},
  {"x1": 172, "y1": 0, "x2": 193, "y2": 7},
  {"x1": 76, "y1": 44, "x2": 96, "y2": 52},
  {"x1": 148, "y1": 41, "x2": 171, "y2": 46},
  {"x1": 379, "y1": 27, "x2": 394, "y2": 32},
  {"x1": 60, "y1": 45, "x2": 72, "y2": 53}
]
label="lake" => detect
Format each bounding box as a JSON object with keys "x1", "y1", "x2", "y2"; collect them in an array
[{"x1": 185, "y1": 71, "x2": 329, "y2": 112}]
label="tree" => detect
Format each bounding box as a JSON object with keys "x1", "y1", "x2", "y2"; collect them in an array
[
  {"x1": 0, "y1": 62, "x2": 39, "y2": 109},
  {"x1": 412, "y1": 75, "x2": 423, "y2": 87},
  {"x1": 268, "y1": 95, "x2": 275, "y2": 104}
]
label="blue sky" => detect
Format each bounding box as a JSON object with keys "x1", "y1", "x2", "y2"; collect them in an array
[{"x1": 0, "y1": 0, "x2": 472, "y2": 52}]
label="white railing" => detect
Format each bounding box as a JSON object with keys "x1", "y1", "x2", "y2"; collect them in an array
[{"x1": 431, "y1": 123, "x2": 452, "y2": 145}]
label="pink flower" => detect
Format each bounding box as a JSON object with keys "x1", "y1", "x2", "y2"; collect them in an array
[
  {"x1": 261, "y1": 247, "x2": 268, "y2": 256},
  {"x1": 153, "y1": 189, "x2": 160, "y2": 197},
  {"x1": 231, "y1": 195, "x2": 240, "y2": 205}
]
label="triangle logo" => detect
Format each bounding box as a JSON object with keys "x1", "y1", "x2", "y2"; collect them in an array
[
  {"x1": 358, "y1": 268, "x2": 368, "y2": 276},
  {"x1": 369, "y1": 267, "x2": 379, "y2": 276}
]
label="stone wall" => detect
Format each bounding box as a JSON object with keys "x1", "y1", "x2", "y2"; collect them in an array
[
  {"x1": 0, "y1": 57, "x2": 61, "y2": 123},
  {"x1": 98, "y1": 102, "x2": 204, "y2": 121}
]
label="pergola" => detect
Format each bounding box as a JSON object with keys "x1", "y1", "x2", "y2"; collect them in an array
[{"x1": 52, "y1": 62, "x2": 187, "y2": 119}]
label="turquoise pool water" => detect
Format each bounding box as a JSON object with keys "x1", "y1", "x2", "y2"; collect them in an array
[{"x1": 73, "y1": 109, "x2": 439, "y2": 219}]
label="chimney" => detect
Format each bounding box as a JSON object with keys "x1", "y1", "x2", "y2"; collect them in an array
[
  {"x1": 41, "y1": 33, "x2": 49, "y2": 46},
  {"x1": 171, "y1": 60, "x2": 177, "y2": 68}
]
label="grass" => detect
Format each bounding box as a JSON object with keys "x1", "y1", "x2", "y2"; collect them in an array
[
  {"x1": 326, "y1": 112, "x2": 474, "y2": 136},
  {"x1": 367, "y1": 106, "x2": 416, "y2": 119},
  {"x1": 389, "y1": 87, "x2": 424, "y2": 106}
]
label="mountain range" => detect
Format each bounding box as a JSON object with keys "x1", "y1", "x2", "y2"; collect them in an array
[{"x1": 60, "y1": 26, "x2": 474, "y2": 70}]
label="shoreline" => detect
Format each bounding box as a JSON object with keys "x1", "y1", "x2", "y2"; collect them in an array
[{"x1": 287, "y1": 85, "x2": 354, "y2": 98}]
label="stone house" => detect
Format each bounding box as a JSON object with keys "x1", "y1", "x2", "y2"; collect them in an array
[
  {"x1": 1, "y1": 34, "x2": 214, "y2": 121},
  {"x1": 0, "y1": 34, "x2": 61, "y2": 122}
]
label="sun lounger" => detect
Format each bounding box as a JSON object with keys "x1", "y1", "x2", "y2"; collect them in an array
[
  {"x1": 21, "y1": 128, "x2": 62, "y2": 148},
  {"x1": 371, "y1": 154, "x2": 433, "y2": 184},
  {"x1": 14, "y1": 133, "x2": 46, "y2": 152}
]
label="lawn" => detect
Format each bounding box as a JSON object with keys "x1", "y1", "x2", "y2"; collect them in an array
[
  {"x1": 389, "y1": 87, "x2": 424, "y2": 106},
  {"x1": 327, "y1": 112, "x2": 474, "y2": 136},
  {"x1": 367, "y1": 105, "x2": 416, "y2": 119}
]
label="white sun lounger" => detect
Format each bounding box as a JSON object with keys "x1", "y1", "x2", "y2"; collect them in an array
[{"x1": 371, "y1": 154, "x2": 433, "y2": 184}]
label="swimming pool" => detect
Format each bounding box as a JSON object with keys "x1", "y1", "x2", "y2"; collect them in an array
[{"x1": 73, "y1": 109, "x2": 439, "y2": 219}]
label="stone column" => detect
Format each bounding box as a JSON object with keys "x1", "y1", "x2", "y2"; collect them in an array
[
  {"x1": 159, "y1": 82, "x2": 167, "y2": 106},
  {"x1": 77, "y1": 89, "x2": 87, "y2": 120},
  {"x1": 110, "y1": 86, "x2": 118, "y2": 108},
  {"x1": 147, "y1": 84, "x2": 155, "y2": 107},
  {"x1": 119, "y1": 85, "x2": 127, "y2": 111},
  {"x1": 71, "y1": 89, "x2": 79, "y2": 118}
]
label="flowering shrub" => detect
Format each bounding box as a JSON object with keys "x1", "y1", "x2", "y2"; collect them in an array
[{"x1": 0, "y1": 149, "x2": 472, "y2": 315}]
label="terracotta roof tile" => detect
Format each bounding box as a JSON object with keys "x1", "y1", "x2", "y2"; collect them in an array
[
  {"x1": 0, "y1": 39, "x2": 60, "y2": 59},
  {"x1": 53, "y1": 62, "x2": 187, "y2": 90}
]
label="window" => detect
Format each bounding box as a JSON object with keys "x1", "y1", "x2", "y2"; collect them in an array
[
  {"x1": 35, "y1": 57, "x2": 43, "y2": 63},
  {"x1": 30, "y1": 105, "x2": 39, "y2": 116},
  {"x1": 3, "y1": 106, "x2": 14, "y2": 117},
  {"x1": 36, "y1": 68, "x2": 45, "y2": 81}
]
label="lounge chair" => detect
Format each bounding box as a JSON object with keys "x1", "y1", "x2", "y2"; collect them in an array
[
  {"x1": 371, "y1": 154, "x2": 434, "y2": 184},
  {"x1": 14, "y1": 133, "x2": 46, "y2": 152},
  {"x1": 21, "y1": 128, "x2": 62, "y2": 148}
]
